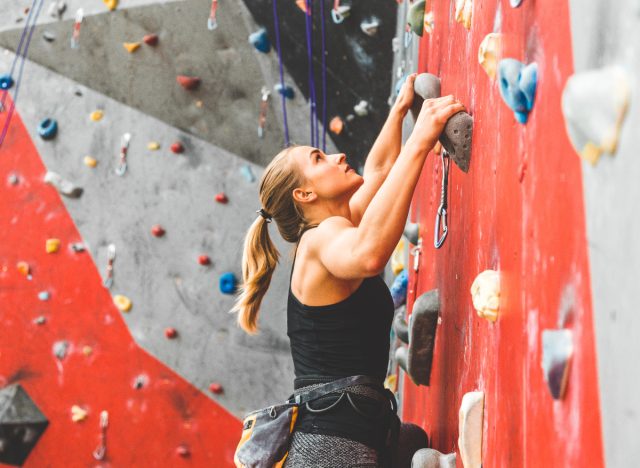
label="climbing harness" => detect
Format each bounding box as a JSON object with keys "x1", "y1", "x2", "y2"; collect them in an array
[
  {"x1": 207, "y1": 0, "x2": 218, "y2": 30},
  {"x1": 92, "y1": 410, "x2": 109, "y2": 460},
  {"x1": 70, "y1": 8, "x2": 84, "y2": 49},
  {"x1": 257, "y1": 86, "x2": 270, "y2": 138},
  {"x1": 434, "y1": 151, "x2": 450, "y2": 249},
  {"x1": 103, "y1": 243, "x2": 116, "y2": 289},
  {"x1": 272, "y1": 0, "x2": 290, "y2": 145},
  {"x1": 115, "y1": 133, "x2": 131, "y2": 176}
]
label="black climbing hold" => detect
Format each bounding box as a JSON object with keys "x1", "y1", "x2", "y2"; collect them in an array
[
  {"x1": 0, "y1": 384, "x2": 49, "y2": 466},
  {"x1": 394, "y1": 289, "x2": 439, "y2": 386}
]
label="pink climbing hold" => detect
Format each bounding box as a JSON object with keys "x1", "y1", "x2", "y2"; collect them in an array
[
  {"x1": 170, "y1": 142, "x2": 184, "y2": 154},
  {"x1": 151, "y1": 224, "x2": 165, "y2": 237},
  {"x1": 215, "y1": 192, "x2": 228, "y2": 204},
  {"x1": 143, "y1": 33, "x2": 158, "y2": 46},
  {"x1": 209, "y1": 382, "x2": 224, "y2": 394},
  {"x1": 176, "y1": 75, "x2": 201, "y2": 90}
]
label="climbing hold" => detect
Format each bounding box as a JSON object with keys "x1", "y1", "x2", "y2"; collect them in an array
[
  {"x1": 113, "y1": 294, "x2": 132, "y2": 312},
  {"x1": 561, "y1": 66, "x2": 630, "y2": 165},
  {"x1": 198, "y1": 255, "x2": 211, "y2": 266},
  {"x1": 215, "y1": 192, "x2": 228, "y2": 204},
  {"x1": 53, "y1": 340, "x2": 69, "y2": 360},
  {"x1": 82, "y1": 345, "x2": 92, "y2": 356},
  {"x1": 151, "y1": 224, "x2": 165, "y2": 237},
  {"x1": 329, "y1": 116, "x2": 344, "y2": 135},
  {"x1": 143, "y1": 34, "x2": 158, "y2": 46},
  {"x1": 360, "y1": 17, "x2": 380, "y2": 37},
  {"x1": 240, "y1": 165, "x2": 256, "y2": 182},
  {"x1": 123, "y1": 42, "x2": 141, "y2": 53},
  {"x1": 510, "y1": 0, "x2": 523, "y2": 6},
  {"x1": 0, "y1": 384, "x2": 49, "y2": 466},
  {"x1": 176, "y1": 444, "x2": 191, "y2": 458},
  {"x1": 147, "y1": 141, "x2": 160, "y2": 151},
  {"x1": 165, "y1": 327, "x2": 178, "y2": 339},
  {"x1": 383, "y1": 374, "x2": 397, "y2": 392},
  {"x1": 103, "y1": 0, "x2": 118, "y2": 11},
  {"x1": 458, "y1": 391, "x2": 484, "y2": 468},
  {"x1": 90, "y1": 110, "x2": 104, "y2": 121},
  {"x1": 249, "y1": 28, "x2": 271, "y2": 54},
  {"x1": 423, "y1": 11, "x2": 435, "y2": 35},
  {"x1": 170, "y1": 141, "x2": 184, "y2": 154},
  {"x1": 354, "y1": 100, "x2": 370, "y2": 117},
  {"x1": 7, "y1": 173, "x2": 20, "y2": 185},
  {"x1": 17, "y1": 261, "x2": 31, "y2": 278},
  {"x1": 390, "y1": 269, "x2": 408, "y2": 309},
  {"x1": 394, "y1": 289, "x2": 439, "y2": 386},
  {"x1": 37, "y1": 118, "x2": 58, "y2": 140},
  {"x1": 470, "y1": 270, "x2": 500, "y2": 322},
  {"x1": 274, "y1": 83, "x2": 295, "y2": 99},
  {"x1": 34, "y1": 316, "x2": 46, "y2": 325},
  {"x1": 219, "y1": 272, "x2": 238, "y2": 294},
  {"x1": 70, "y1": 242, "x2": 86, "y2": 252},
  {"x1": 407, "y1": 0, "x2": 426, "y2": 36},
  {"x1": 71, "y1": 405, "x2": 88, "y2": 422},
  {"x1": 478, "y1": 33, "x2": 502, "y2": 80},
  {"x1": 45, "y1": 238, "x2": 61, "y2": 253},
  {"x1": 0, "y1": 74, "x2": 14, "y2": 90},
  {"x1": 391, "y1": 240, "x2": 405, "y2": 276},
  {"x1": 542, "y1": 329, "x2": 573, "y2": 400},
  {"x1": 44, "y1": 171, "x2": 83, "y2": 198},
  {"x1": 412, "y1": 73, "x2": 473, "y2": 172},
  {"x1": 455, "y1": 0, "x2": 473, "y2": 30},
  {"x1": 403, "y1": 222, "x2": 420, "y2": 245},
  {"x1": 393, "y1": 306, "x2": 409, "y2": 343},
  {"x1": 412, "y1": 448, "x2": 456, "y2": 468},
  {"x1": 498, "y1": 59, "x2": 538, "y2": 124},
  {"x1": 38, "y1": 291, "x2": 50, "y2": 301},
  {"x1": 331, "y1": 4, "x2": 351, "y2": 24},
  {"x1": 84, "y1": 156, "x2": 98, "y2": 168},
  {"x1": 295, "y1": 0, "x2": 308, "y2": 13},
  {"x1": 176, "y1": 75, "x2": 201, "y2": 90},
  {"x1": 42, "y1": 30, "x2": 56, "y2": 42},
  {"x1": 209, "y1": 382, "x2": 224, "y2": 394},
  {"x1": 48, "y1": 1, "x2": 66, "y2": 19}
]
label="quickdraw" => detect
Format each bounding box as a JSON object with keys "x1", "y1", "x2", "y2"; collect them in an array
[
  {"x1": 207, "y1": 0, "x2": 218, "y2": 30},
  {"x1": 434, "y1": 150, "x2": 450, "y2": 249},
  {"x1": 92, "y1": 410, "x2": 109, "y2": 460},
  {"x1": 115, "y1": 132, "x2": 131, "y2": 176},
  {"x1": 331, "y1": 0, "x2": 350, "y2": 24},
  {"x1": 103, "y1": 243, "x2": 116, "y2": 288},
  {"x1": 70, "y1": 8, "x2": 84, "y2": 49},
  {"x1": 258, "y1": 86, "x2": 270, "y2": 138}
]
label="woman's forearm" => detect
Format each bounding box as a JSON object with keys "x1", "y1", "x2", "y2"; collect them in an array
[{"x1": 361, "y1": 107, "x2": 405, "y2": 175}]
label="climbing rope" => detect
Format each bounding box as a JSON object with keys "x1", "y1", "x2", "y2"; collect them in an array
[
  {"x1": 272, "y1": 0, "x2": 290, "y2": 146},
  {"x1": 304, "y1": 0, "x2": 318, "y2": 147},
  {"x1": 434, "y1": 151, "x2": 450, "y2": 248},
  {"x1": 319, "y1": 0, "x2": 328, "y2": 152},
  {"x1": 0, "y1": 0, "x2": 45, "y2": 148}
]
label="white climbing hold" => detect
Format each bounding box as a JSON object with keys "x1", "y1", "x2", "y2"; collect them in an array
[
  {"x1": 458, "y1": 391, "x2": 484, "y2": 468},
  {"x1": 561, "y1": 66, "x2": 630, "y2": 165},
  {"x1": 360, "y1": 17, "x2": 380, "y2": 36},
  {"x1": 44, "y1": 171, "x2": 83, "y2": 198},
  {"x1": 71, "y1": 405, "x2": 88, "y2": 422},
  {"x1": 470, "y1": 270, "x2": 500, "y2": 322},
  {"x1": 353, "y1": 100, "x2": 370, "y2": 117},
  {"x1": 412, "y1": 448, "x2": 456, "y2": 468},
  {"x1": 423, "y1": 11, "x2": 435, "y2": 35},
  {"x1": 455, "y1": 0, "x2": 473, "y2": 30},
  {"x1": 478, "y1": 33, "x2": 502, "y2": 79}
]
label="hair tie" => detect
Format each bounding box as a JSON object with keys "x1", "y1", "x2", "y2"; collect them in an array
[{"x1": 256, "y1": 208, "x2": 272, "y2": 223}]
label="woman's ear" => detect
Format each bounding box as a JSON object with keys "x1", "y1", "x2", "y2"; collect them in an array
[{"x1": 292, "y1": 188, "x2": 317, "y2": 204}]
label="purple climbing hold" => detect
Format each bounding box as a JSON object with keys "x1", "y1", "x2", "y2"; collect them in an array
[{"x1": 498, "y1": 59, "x2": 538, "y2": 124}]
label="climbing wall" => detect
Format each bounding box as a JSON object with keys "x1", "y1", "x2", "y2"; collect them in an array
[{"x1": 392, "y1": 0, "x2": 638, "y2": 466}]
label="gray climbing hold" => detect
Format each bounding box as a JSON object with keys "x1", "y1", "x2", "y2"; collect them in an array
[
  {"x1": 53, "y1": 340, "x2": 69, "y2": 360},
  {"x1": 394, "y1": 289, "x2": 440, "y2": 386},
  {"x1": 43, "y1": 171, "x2": 83, "y2": 198},
  {"x1": 0, "y1": 384, "x2": 49, "y2": 466},
  {"x1": 411, "y1": 73, "x2": 473, "y2": 173},
  {"x1": 412, "y1": 448, "x2": 456, "y2": 468},
  {"x1": 542, "y1": 329, "x2": 573, "y2": 400},
  {"x1": 393, "y1": 306, "x2": 409, "y2": 344},
  {"x1": 403, "y1": 222, "x2": 420, "y2": 245}
]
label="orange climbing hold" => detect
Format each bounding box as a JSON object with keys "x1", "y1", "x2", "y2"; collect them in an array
[
  {"x1": 329, "y1": 116, "x2": 344, "y2": 135},
  {"x1": 176, "y1": 75, "x2": 201, "y2": 90},
  {"x1": 16, "y1": 261, "x2": 30, "y2": 277},
  {"x1": 123, "y1": 42, "x2": 141, "y2": 53},
  {"x1": 209, "y1": 382, "x2": 224, "y2": 394}
]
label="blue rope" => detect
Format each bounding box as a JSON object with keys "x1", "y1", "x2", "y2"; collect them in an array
[{"x1": 272, "y1": 0, "x2": 290, "y2": 146}]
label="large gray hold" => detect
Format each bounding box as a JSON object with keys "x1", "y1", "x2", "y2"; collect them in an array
[{"x1": 411, "y1": 73, "x2": 473, "y2": 173}]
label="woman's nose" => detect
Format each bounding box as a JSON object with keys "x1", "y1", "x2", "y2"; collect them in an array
[{"x1": 335, "y1": 153, "x2": 346, "y2": 164}]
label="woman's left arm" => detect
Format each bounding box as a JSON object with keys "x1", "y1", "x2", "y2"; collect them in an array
[{"x1": 349, "y1": 74, "x2": 417, "y2": 225}]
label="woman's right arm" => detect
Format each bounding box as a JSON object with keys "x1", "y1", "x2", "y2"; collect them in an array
[{"x1": 313, "y1": 95, "x2": 465, "y2": 279}]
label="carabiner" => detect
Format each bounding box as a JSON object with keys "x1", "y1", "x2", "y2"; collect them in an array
[{"x1": 434, "y1": 151, "x2": 450, "y2": 249}]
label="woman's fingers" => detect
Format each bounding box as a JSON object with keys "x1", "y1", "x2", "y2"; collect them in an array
[{"x1": 436, "y1": 102, "x2": 466, "y2": 121}]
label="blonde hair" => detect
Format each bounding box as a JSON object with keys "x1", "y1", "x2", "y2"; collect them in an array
[{"x1": 231, "y1": 145, "x2": 314, "y2": 334}]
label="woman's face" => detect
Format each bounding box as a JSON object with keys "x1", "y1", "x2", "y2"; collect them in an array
[{"x1": 291, "y1": 146, "x2": 364, "y2": 201}]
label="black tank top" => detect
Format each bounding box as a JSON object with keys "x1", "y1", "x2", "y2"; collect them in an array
[{"x1": 287, "y1": 231, "x2": 395, "y2": 384}]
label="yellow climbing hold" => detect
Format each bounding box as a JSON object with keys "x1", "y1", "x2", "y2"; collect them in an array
[
  {"x1": 123, "y1": 42, "x2": 141, "y2": 53},
  {"x1": 17, "y1": 261, "x2": 30, "y2": 276},
  {"x1": 103, "y1": 0, "x2": 118, "y2": 11},
  {"x1": 391, "y1": 239, "x2": 405, "y2": 276},
  {"x1": 84, "y1": 156, "x2": 98, "y2": 167},
  {"x1": 455, "y1": 0, "x2": 473, "y2": 30},
  {"x1": 478, "y1": 33, "x2": 502, "y2": 80},
  {"x1": 423, "y1": 11, "x2": 435, "y2": 35},
  {"x1": 113, "y1": 294, "x2": 132, "y2": 312},
  {"x1": 46, "y1": 238, "x2": 61, "y2": 253},
  {"x1": 384, "y1": 374, "x2": 397, "y2": 393},
  {"x1": 147, "y1": 141, "x2": 161, "y2": 151},
  {"x1": 82, "y1": 345, "x2": 93, "y2": 356},
  {"x1": 71, "y1": 405, "x2": 88, "y2": 422},
  {"x1": 90, "y1": 110, "x2": 104, "y2": 121}
]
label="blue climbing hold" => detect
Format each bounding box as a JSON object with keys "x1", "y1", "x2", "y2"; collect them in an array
[
  {"x1": 37, "y1": 118, "x2": 58, "y2": 140},
  {"x1": 275, "y1": 83, "x2": 295, "y2": 99},
  {"x1": 0, "y1": 74, "x2": 14, "y2": 90},
  {"x1": 390, "y1": 269, "x2": 409, "y2": 309},
  {"x1": 498, "y1": 59, "x2": 538, "y2": 124},
  {"x1": 219, "y1": 272, "x2": 238, "y2": 294},
  {"x1": 249, "y1": 28, "x2": 271, "y2": 54}
]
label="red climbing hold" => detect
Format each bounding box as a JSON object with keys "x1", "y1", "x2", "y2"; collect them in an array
[
  {"x1": 170, "y1": 142, "x2": 184, "y2": 154},
  {"x1": 165, "y1": 327, "x2": 178, "y2": 339},
  {"x1": 175, "y1": 444, "x2": 190, "y2": 457},
  {"x1": 215, "y1": 192, "x2": 228, "y2": 204},
  {"x1": 151, "y1": 224, "x2": 165, "y2": 237},
  {"x1": 176, "y1": 75, "x2": 201, "y2": 90},
  {"x1": 198, "y1": 255, "x2": 211, "y2": 266},
  {"x1": 209, "y1": 382, "x2": 224, "y2": 394},
  {"x1": 143, "y1": 33, "x2": 158, "y2": 46}
]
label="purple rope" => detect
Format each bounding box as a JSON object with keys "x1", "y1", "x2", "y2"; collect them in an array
[
  {"x1": 319, "y1": 0, "x2": 327, "y2": 152},
  {"x1": 0, "y1": 0, "x2": 44, "y2": 148},
  {"x1": 304, "y1": 0, "x2": 318, "y2": 147},
  {"x1": 272, "y1": 0, "x2": 290, "y2": 146}
]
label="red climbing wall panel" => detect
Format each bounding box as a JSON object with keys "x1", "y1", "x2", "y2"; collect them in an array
[
  {"x1": 0, "y1": 98, "x2": 241, "y2": 467},
  {"x1": 402, "y1": 0, "x2": 604, "y2": 466}
]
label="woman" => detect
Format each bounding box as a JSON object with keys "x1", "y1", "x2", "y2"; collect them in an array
[{"x1": 232, "y1": 73, "x2": 465, "y2": 467}]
